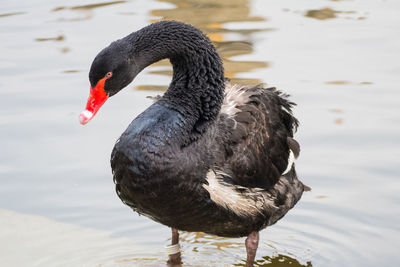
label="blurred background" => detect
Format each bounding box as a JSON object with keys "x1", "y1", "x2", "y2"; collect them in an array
[{"x1": 1, "y1": 0, "x2": 399, "y2": 266}]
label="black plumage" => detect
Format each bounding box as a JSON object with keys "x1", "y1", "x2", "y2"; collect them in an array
[{"x1": 84, "y1": 20, "x2": 305, "y2": 266}]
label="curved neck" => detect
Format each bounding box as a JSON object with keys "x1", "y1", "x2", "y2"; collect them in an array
[{"x1": 125, "y1": 21, "x2": 225, "y2": 136}]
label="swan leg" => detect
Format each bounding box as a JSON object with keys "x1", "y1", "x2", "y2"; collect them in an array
[
  {"x1": 245, "y1": 231, "x2": 259, "y2": 267},
  {"x1": 167, "y1": 228, "x2": 181, "y2": 265}
]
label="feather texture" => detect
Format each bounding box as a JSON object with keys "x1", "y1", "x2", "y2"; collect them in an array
[{"x1": 85, "y1": 21, "x2": 306, "y2": 237}]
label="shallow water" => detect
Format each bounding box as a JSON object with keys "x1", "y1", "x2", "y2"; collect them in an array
[{"x1": 1, "y1": 0, "x2": 399, "y2": 266}]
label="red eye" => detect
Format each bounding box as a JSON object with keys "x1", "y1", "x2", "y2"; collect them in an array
[{"x1": 105, "y1": 72, "x2": 112, "y2": 78}]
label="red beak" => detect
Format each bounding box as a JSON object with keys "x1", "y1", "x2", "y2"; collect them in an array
[{"x1": 79, "y1": 77, "x2": 109, "y2": 125}]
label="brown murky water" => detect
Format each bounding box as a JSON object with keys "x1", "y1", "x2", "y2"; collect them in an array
[{"x1": 1, "y1": 0, "x2": 399, "y2": 266}]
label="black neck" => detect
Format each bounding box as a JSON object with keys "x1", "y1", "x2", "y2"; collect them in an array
[{"x1": 125, "y1": 21, "x2": 225, "y2": 137}]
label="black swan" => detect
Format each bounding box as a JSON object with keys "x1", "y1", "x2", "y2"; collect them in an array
[{"x1": 79, "y1": 21, "x2": 305, "y2": 266}]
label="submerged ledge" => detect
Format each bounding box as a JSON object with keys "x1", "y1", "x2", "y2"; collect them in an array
[{"x1": 0, "y1": 209, "x2": 151, "y2": 266}]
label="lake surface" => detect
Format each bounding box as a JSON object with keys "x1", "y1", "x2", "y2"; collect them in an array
[{"x1": 1, "y1": 0, "x2": 399, "y2": 266}]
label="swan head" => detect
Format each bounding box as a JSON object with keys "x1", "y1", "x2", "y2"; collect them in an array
[{"x1": 79, "y1": 41, "x2": 139, "y2": 125}]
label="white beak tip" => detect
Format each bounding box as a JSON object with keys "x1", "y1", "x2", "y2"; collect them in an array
[{"x1": 79, "y1": 110, "x2": 93, "y2": 125}]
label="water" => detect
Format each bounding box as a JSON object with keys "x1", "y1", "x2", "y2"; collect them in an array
[{"x1": 1, "y1": 0, "x2": 399, "y2": 266}]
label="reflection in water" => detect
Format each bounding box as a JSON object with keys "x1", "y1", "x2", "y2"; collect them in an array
[
  {"x1": 137, "y1": 0, "x2": 270, "y2": 91},
  {"x1": 325, "y1": 80, "x2": 351, "y2": 85},
  {"x1": 179, "y1": 231, "x2": 242, "y2": 250},
  {"x1": 175, "y1": 231, "x2": 312, "y2": 266},
  {"x1": 305, "y1": 7, "x2": 364, "y2": 21},
  {"x1": 253, "y1": 254, "x2": 313, "y2": 267},
  {"x1": 152, "y1": 0, "x2": 266, "y2": 26},
  {"x1": 60, "y1": 47, "x2": 70, "y2": 53},
  {"x1": 305, "y1": 8, "x2": 337, "y2": 20},
  {"x1": 334, "y1": 118, "x2": 344, "y2": 125},
  {"x1": 52, "y1": 1, "x2": 128, "y2": 12},
  {"x1": 325, "y1": 80, "x2": 373, "y2": 85},
  {"x1": 232, "y1": 254, "x2": 313, "y2": 266},
  {"x1": 329, "y1": 109, "x2": 343, "y2": 114},
  {"x1": 51, "y1": 1, "x2": 128, "y2": 22},
  {"x1": 0, "y1": 12, "x2": 25, "y2": 18},
  {"x1": 115, "y1": 257, "x2": 163, "y2": 264},
  {"x1": 62, "y1": 70, "x2": 80, "y2": 73},
  {"x1": 35, "y1": 35, "x2": 65, "y2": 42}
]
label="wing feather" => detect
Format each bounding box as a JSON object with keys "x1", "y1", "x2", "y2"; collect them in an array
[{"x1": 218, "y1": 82, "x2": 299, "y2": 189}]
